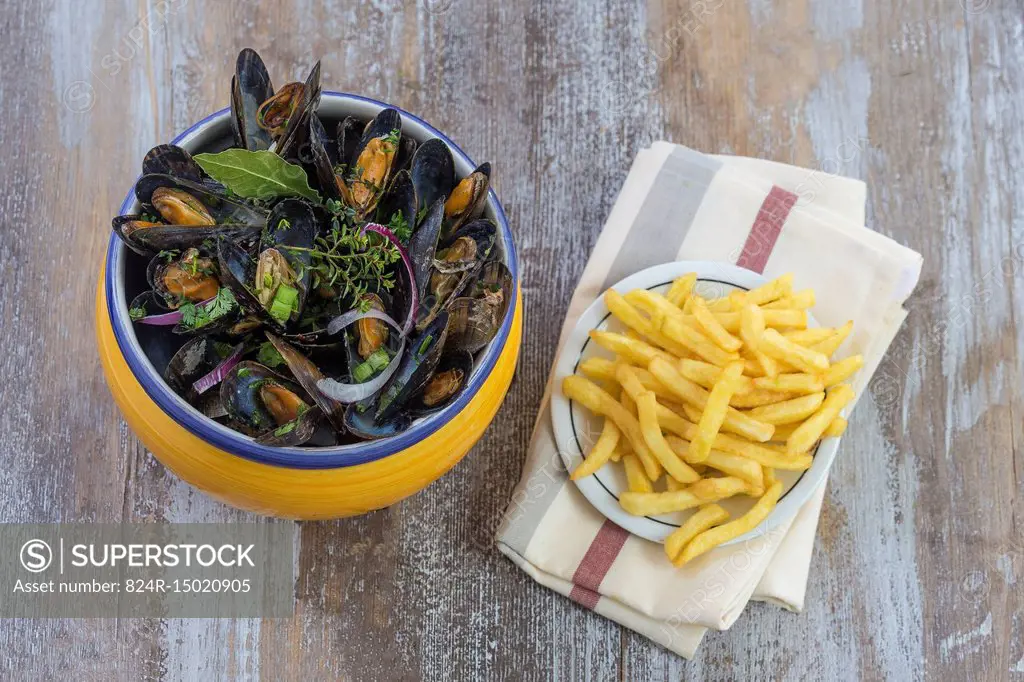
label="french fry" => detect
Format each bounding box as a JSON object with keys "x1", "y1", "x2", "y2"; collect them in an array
[
  {"x1": 783, "y1": 327, "x2": 839, "y2": 346},
  {"x1": 579, "y1": 357, "x2": 676, "y2": 400},
  {"x1": 634, "y1": 389, "x2": 701, "y2": 483},
  {"x1": 712, "y1": 309, "x2": 808, "y2": 334},
  {"x1": 740, "y1": 303, "x2": 778, "y2": 377},
  {"x1": 686, "y1": 476, "x2": 750, "y2": 501},
  {"x1": 623, "y1": 453, "x2": 653, "y2": 492},
  {"x1": 664, "y1": 476, "x2": 686, "y2": 492},
  {"x1": 666, "y1": 436, "x2": 764, "y2": 489},
  {"x1": 760, "y1": 328, "x2": 830, "y2": 374},
  {"x1": 742, "y1": 274, "x2": 794, "y2": 306},
  {"x1": 787, "y1": 384, "x2": 855, "y2": 454},
  {"x1": 762, "y1": 289, "x2": 815, "y2": 310},
  {"x1": 665, "y1": 503, "x2": 731, "y2": 563},
  {"x1": 589, "y1": 330, "x2": 675, "y2": 366},
  {"x1": 675, "y1": 404, "x2": 813, "y2": 469},
  {"x1": 619, "y1": 477, "x2": 747, "y2": 516},
  {"x1": 666, "y1": 273, "x2": 697, "y2": 307},
  {"x1": 676, "y1": 481, "x2": 783, "y2": 565},
  {"x1": 691, "y1": 298, "x2": 743, "y2": 351},
  {"x1": 810, "y1": 320, "x2": 853, "y2": 356},
  {"x1": 823, "y1": 354, "x2": 864, "y2": 387},
  {"x1": 744, "y1": 392, "x2": 826, "y2": 425},
  {"x1": 769, "y1": 416, "x2": 846, "y2": 441},
  {"x1": 678, "y1": 358, "x2": 754, "y2": 394},
  {"x1": 689, "y1": 362, "x2": 745, "y2": 462},
  {"x1": 729, "y1": 388, "x2": 794, "y2": 408},
  {"x1": 648, "y1": 358, "x2": 775, "y2": 442},
  {"x1": 605, "y1": 290, "x2": 695, "y2": 358},
  {"x1": 626, "y1": 289, "x2": 689, "y2": 326},
  {"x1": 702, "y1": 296, "x2": 735, "y2": 312},
  {"x1": 762, "y1": 466, "x2": 777, "y2": 488},
  {"x1": 661, "y1": 317, "x2": 740, "y2": 366},
  {"x1": 824, "y1": 417, "x2": 848, "y2": 437},
  {"x1": 609, "y1": 447, "x2": 624, "y2": 462},
  {"x1": 562, "y1": 375, "x2": 662, "y2": 479},
  {"x1": 570, "y1": 418, "x2": 620, "y2": 480},
  {"x1": 753, "y1": 373, "x2": 825, "y2": 394}
]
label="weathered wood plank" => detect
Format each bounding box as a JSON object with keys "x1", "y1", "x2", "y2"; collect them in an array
[{"x1": 0, "y1": 0, "x2": 1020, "y2": 679}]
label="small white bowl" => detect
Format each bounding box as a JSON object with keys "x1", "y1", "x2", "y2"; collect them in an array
[{"x1": 549, "y1": 261, "x2": 840, "y2": 546}]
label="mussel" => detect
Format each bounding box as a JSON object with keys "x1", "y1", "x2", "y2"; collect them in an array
[
  {"x1": 411, "y1": 138, "x2": 455, "y2": 215},
  {"x1": 231, "y1": 48, "x2": 276, "y2": 152},
  {"x1": 443, "y1": 162, "x2": 490, "y2": 237},
  {"x1": 221, "y1": 361, "x2": 320, "y2": 445},
  {"x1": 142, "y1": 144, "x2": 205, "y2": 182},
  {"x1": 337, "y1": 108, "x2": 403, "y2": 218},
  {"x1": 447, "y1": 261, "x2": 513, "y2": 353},
  {"x1": 406, "y1": 350, "x2": 473, "y2": 415}
]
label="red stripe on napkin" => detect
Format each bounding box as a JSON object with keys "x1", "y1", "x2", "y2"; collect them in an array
[
  {"x1": 568, "y1": 520, "x2": 629, "y2": 609},
  {"x1": 736, "y1": 186, "x2": 798, "y2": 274},
  {"x1": 568, "y1": 185, "x2": 798, "y2": 609}
]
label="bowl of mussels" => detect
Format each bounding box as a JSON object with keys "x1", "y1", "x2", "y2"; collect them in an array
[{"x1": 96, "y1": 49, "x2": 522, "y2": 518}]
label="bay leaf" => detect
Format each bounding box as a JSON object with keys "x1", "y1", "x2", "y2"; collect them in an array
[{"x1": 194, "y1": 149, "x2": 322, "y2": 202}]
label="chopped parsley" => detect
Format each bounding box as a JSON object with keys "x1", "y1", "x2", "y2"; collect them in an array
[
  {"x1": 257, "y1": 341, "x2": 286, "y2": 368},
  {"x1": 179, "y1": 287, "x2": 238, "y2": 330},
  {"x1": 129, "y1": 305, "x2": 147, "y2": 322}
]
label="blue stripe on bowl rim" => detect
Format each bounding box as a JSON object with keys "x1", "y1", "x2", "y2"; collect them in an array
[{"x1": 105, "y1": 91, "x2": 520, "y2": 470}]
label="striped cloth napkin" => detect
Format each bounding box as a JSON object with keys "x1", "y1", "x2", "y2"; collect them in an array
[{"x1": 496, "y1": 142, "x2": 922, "y2": 658}]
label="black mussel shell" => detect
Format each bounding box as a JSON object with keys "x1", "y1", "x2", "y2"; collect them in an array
[
  {"x1": 410, "y1": 138, "x2": 455, "y2": 215},
  {"x1": 275, "y1": 61, "x2": 321, "y2": 160},
  {"x1": 164, "y1": 336, "x2": 241, "y2": 403},
  {"x1": 434, "y1": 219, "x2": 497, "y2": 274},
  {"x1": 261, "y1": 198, "x2": 318, "y2": 321},
  {"x1": 135, "y1": 174, "x2": 269, "y2": 226},
  {"x1": 375, "y1": 310, "x2": 450, "y2": 421},
  {"x1": 343, "y1": 402, "x2": 411, "y2": 440},
  {"x1": 405, "y1": 350, "x2": 473, "y2": 416},
  {"x1": 113, "y1": 214, "x2": 262, "y2": 255},
  {"x1": 255, "y1": 405, "x2": 322, "y2": 446},
  {"x1": 375, "y1": 170, "x2": 417, "y2": 239},
  {"x1": 231, "y1": 48, "x2": 275, "y2": 152},
  {"x1": 446, "y1": 261, "x2": 513, "y2": 354},
  {"x1": 394, "y1": 135, "x2": 418, "y2": 173},
  {"x1": 146, "y1": 249, "x2": 221, "y2": 310},
  {"x1": 336, "y1": 116, "x2": 362, "y2": 167},
  {"x1": 308, "y1": 115, "x2": 344, "y2": 203},
  {"x1": 266, "y1": 333, "x2": 348, "y2": 432},
  {"x1": 142, "y1": 144, "x2": 205, "y2": 182},
  {"x1": 354, "y1": 108, "x2": 402, "y2": 160},
  {"x1": 217, "y1": 237, "x2": 265, "y2": 316},
  {"x1": 221, "y1": 361, "x2": 316, "y2": 444},
  {"x1": 408, "y1": 199, "x2": 445, "y2": 299},
  {"x1": 442, "y1": 162, "x2": 490, "y2": 237}
]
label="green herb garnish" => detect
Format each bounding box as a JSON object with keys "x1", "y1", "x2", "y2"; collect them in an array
[
  {"x1": 388, "y1": 210, "x2": 411, "y2": 243},
  {"x1": 274, "y1": 421, "x2": 297, "y2": 436},
  {"x1": 193, "y1": 149, "x2": 322, "y2": 202},
  {"x1": 179, "y1": 287, "x2": 238, "y2": 330},
  {"x1": 129, "y1": 305, "x2": 146, "y2": 322},
  {"x1": 257, "y1": 342, "x2": 286, "y2": 368}
]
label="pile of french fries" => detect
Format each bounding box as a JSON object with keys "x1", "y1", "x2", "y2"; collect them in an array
[{"x1": 561, "y1": 273, "x2": 863, "y2": 566}]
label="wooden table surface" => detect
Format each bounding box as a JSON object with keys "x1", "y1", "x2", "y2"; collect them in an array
[{"x1": 2, "y1": 0, "x2": 1021, "y2": 679}]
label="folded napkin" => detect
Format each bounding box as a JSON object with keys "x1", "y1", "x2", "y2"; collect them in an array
[{"x1": 496, "y1": 141, "x2": 922, "y2": 658}]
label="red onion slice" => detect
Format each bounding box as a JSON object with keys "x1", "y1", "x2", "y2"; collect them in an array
[
  {"x1": 192, "y1": 343, "x2": 245, "y2": 395},
  {"x1": 136, "y1": 295, "x2": 217, "y2": 326},
  {"x1": 359, "y1": 223, "x2": 417, "y2": 337},
  {"x1": 318, "y1": 307, "x2": 406, "y2": 403}
]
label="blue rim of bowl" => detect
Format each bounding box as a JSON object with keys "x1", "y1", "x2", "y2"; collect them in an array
[{"x1": 105, "y1": 91, "x2": 520, "y2": 470}]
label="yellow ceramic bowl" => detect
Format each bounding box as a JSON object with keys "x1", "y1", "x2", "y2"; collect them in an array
[{"x1": 97, "y1": 94, "x2": 522, "y2": 519}]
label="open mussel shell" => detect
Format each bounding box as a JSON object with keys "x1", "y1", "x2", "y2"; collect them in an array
[
  {"x1": 143, "y1": 144, "x2": 205, "y2": 182},
  {"x1": 266, "y1": 333, "x2": 348, "y2": 432},
  {"x1": 221, "y1": 361, "x2": 318, "y2": 445},
  {"x1": 308, "y1": 114, "x2": 344, "y2": 203},
  {"x1": 411, "y1": 138, "x2": 455, "y2": 215},
  {"x1": 343, "y1": 402, "x2": 411, "y2": 440},
  {"x1": 259, "y1": 199, "x2": 318, "y2": 322},
  {"x1": 136, "y1": 173, "x2": 269, "y2": 226},
  {"x1": 231, "y1": 48, "x2": 275, "y2": 152},
  {"x1": 442, "y1": 162, "x2": 490, "y2": 237},
  {"x1": 408, "y1": 199, "x2": 445, "y2": 299},
  {"x1": 336, "y1": 116, "x2": 362, "y2": 167},
  {"x1": 405, "y1": 350, "x2": 473, "y2": 416},
  {"x1": 446, "y1": 261, "x2": 513, "y2": 354},
  {"x1": 217, "y1": 237, "x2": 266, "y2": 316},
  {"x1": 394, "y1": 135, "x2": 418, "y2": 173},
  {"x1": 375, "y1": 310, "x2": 450, "y2": 421},
  {"x1": 434, "y1": 219, "x2": 497, "y2": 274},
  {"x1": 113, "y1": 214, "x2": 262, "y2": 255},
  {"x1": 355, "y1": 108, "x2": 401, "y2": 158},
  {"x1": 375, "y1": 170, "x2": 417, "y2": 239},
  {"x1": 146, "y1": 249, "x2": 221, "y2": 309},
  {"x1": 275, "y1": 61, "x2": 321, "y2": 160},
  {"x1": 164, "y1": 336, "x2": 229, "y2": 402}
]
